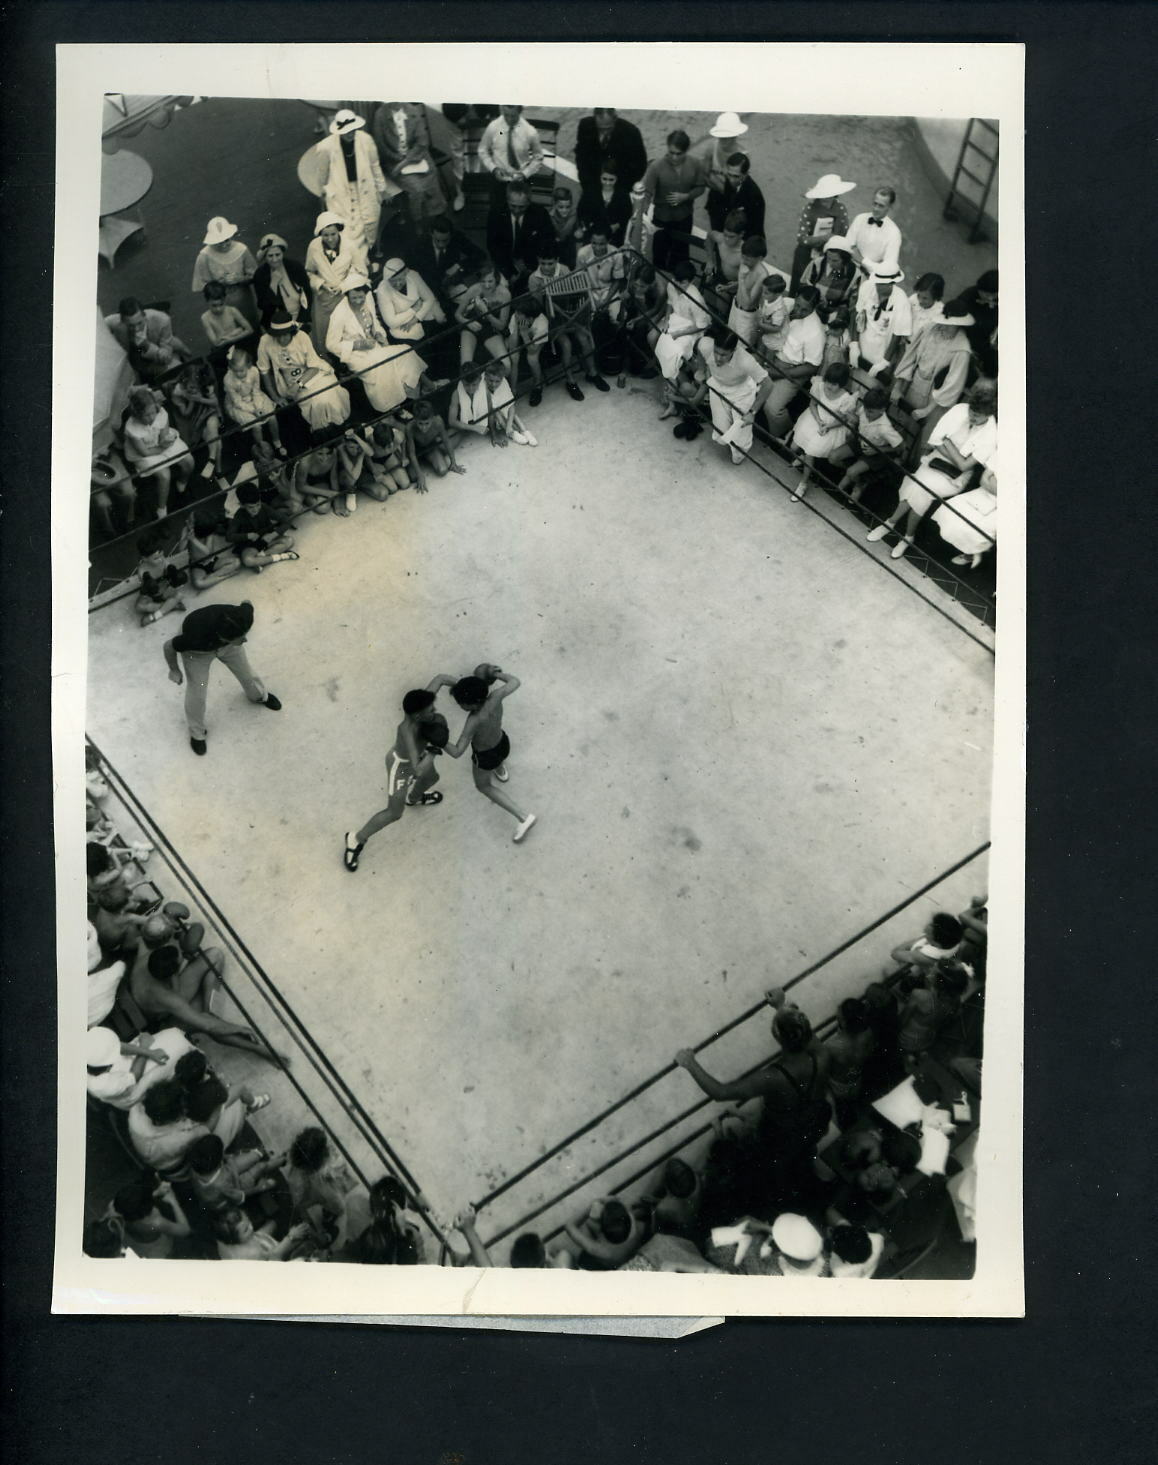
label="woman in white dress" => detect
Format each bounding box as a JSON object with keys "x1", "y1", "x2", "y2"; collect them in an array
[
  {"x1": 305, "y1": 211, "x2": 369, "y2": 354},
  {"x1": 121, "y1": 386, "x2": 194, "y2": 518},
  {"x1": 933, "y1": 457, "x2": 998, "y2": 570},
  {"x1": 326, "y1": 274, "x2": 428, "y2": 415},
  {"x1": 868, "y1": 381, "x2": 997, "y2": 560},
  {"x1": 257, "y1": 310, "x2": 351, "y2": 434},
  {"x1": 653, "y1": 259, "x2": 711, "y2": 403},
  {"x1": 787, "y1": 361, "x2": 858, "y2": 502},
  {"x1": 190, "y1": 216, "x2": 259, "y2": 327},
  {"x1": 374, "y1": 256, "x2": 446, "y2": 343},
  {"x1": 313, "y1": 109, "x2": 394, "y2": 255}
]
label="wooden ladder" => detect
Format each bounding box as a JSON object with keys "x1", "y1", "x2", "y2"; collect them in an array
[{"x1": 943, "y1": 118, "x2": 999, "y2": 242}]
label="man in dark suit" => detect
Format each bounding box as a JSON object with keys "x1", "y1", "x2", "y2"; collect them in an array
[
  {"x1": 706, "y1": 152, "x2": 767, "y2": 238},
  {"x1": 574, "y1": 108, "x2": 648, "y2": 193},
  {"x1": 409, "y1": 215, "x2": 485, "y2": 305},
  {"x1": 486, "y1": 180, "x2": 552, "y2": 289}
]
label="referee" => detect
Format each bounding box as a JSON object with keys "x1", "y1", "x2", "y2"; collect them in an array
[{"x1": 162, "y1": 601, "x2": 281, "y2": 755}]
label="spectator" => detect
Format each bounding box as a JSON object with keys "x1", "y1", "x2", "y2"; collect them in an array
[
  {"x1": 867, "y1": 380, "x2": 997, "y2": 559},
  {"x1": 790, "y1": 173, "x2": 856, "y2": 293},
  {"x1": 168, "y1": 361, "x2": 224, "y2": 481},
  {"x1": 373, "y1": 256, "x2": 446, "y2": 347},
  {"x1": 704, "y1": 209, "x2": 746, "y2": 307},
  {"x1": 826, "y1": 1222, "x2": 885, "y2": 1278},
  {"x1": 692, "y1": 111, "x2": 750, "y2": 196},
  {"x1": 87, "y1": 923, "x2": 127, "y2": 1028},
  {"x1": 506, "y1": 294, "x2": 551, "y2": 404},
  {"x1": 176, "y1": 1050, "x2": 270, "y2": 1149},
  {"x1": 728, "y1": 235, "x2": 774, "y2": 346},
  {"x1": 907, "y1": 271, "x2": 946, "y2": 342},
  {"x1": 200, "y1": 279, "x2": 253, "y2": 357},
  {"x1": 957, "y1": 269, "x2": 999, "y2": 379},
  {"x1": 887, "y1": 912, "x2": 966, "y2": 974},
  {"x1": 344, "y1": 1176, "x2": 426, "y2": 1264},
  {"x1": 821, "y1": 307, "x2": 852, "y2": 370},
  {"x1": 326, "y1": 274, "x2": 428, "y2": 416},
  {"x1": 450, "y1": 362, "x2": 536, "y2": 448},
  {"x1": 754, "y1": 273, "x2": 792, "y2": 359},
  {"x1": 826, "y1": 997, "x2": 878, "y2": 1128},
  {"x1": 333, "y1": 423, "x2": 385, "y2": 509},
  {"x1": 222, "y1": 343, "x2": 285, "y2": 456},
  {"x1": 846, "y1": 187, "x2": 903, "y2": 274},
  {"x1": 228, "y1": 481, "x2": 299, "y2": 566},
  {"x1": 92, "y1": 882, "x2": 151, "y2": 960},
  {"x1": 86, "y1": 1023, "x2": 189, "y2": 1109},
  {"x1": 706, "y1": 152, "x2": 766, "y2": 238},
  {"x1": 545, "y1": 186, "x2": 582, "y2": 268},
  {"x1": 834, "y1": 385, "x2": 905, "y2": 504},
  {"x1": 577, "y1": 163, "x2": 633, "y2": 248},
  {"x1": 122, "y1": 385, "x2": 194, "y2": 520},
  {"x1": 105, "y1": 297, "x2": 191, "y2": 382},
  {"x1": 891, "y1": 300, "x2": 975, "y2": 461},
  {"x1": 707, "y1": 1211, "x2": 827, "y2": 1276},
  {"x1": 689, "y1": 325, "x2": 773, "y2": 467},
  {"x1": 252, "y1": 232, "x2": 312, "y2": 333},
  {"x1": 455, "y1": 257, "x2": 513, "y2": 366},
  {"x1": 800, "y1": 235, "x2": 858, "y2": 319},
  {"x1": 477, "y1": 105, "x2": 545, "y2": 203},
  {"x1": 615, "y1": 260, "x2": 666, "y2": 383},
  {"x1": 577, "y1": 223, "x2": 628, "y2": 329},
  {"x1": 861, "y1": 980, "x2": 903, "y2": 1097},
  {"x1": 132, "y1": 527, "x2": 188, "y2": 628},
  {"x1": 128, "y1": 940, "x2": 280, "y2": 1064},
  {"x1": 641, "y1": 129, "x2": 709, "y2": 271},
  {"x1": 653, "y1": 259, "x2": 710, "y2": 387},
  {"x1": 257, "y1": 309, "x2": 351, "y2": 433},
  {"x1": 933, "y1": 459, "x2": 998, "y2": 571},
  {"x1": 408, "y1": 215, "x2": 485, "y2": 307},
  {"x1": 787, "y1": 360, "x2": 857, "y2": 502},
  {"x1": 314, "y1": 109, "x2": 394, "y2": 255},
  {"x1": 762, "y1": 285, "x2": 827, "y2": 440},
  {"x1": 529, "y1": 244, "x2": 609, "y2": 400},
  {"x1": 849, "y1": 263, "x2": 912, "y2": 378},
  {"x1": 367, "y1": 415, "x2": 421, "y2": 494},
  {"x1": 191, "y1": 216, "x2": 259, "y2": 328},
  {"x1": 109, "y1": 1177, "x2": 193, "y2": 1258},
  {"x1": 90, "y1": 446, "x2": 136, "y2": 540},
  {"x1": 187, "y1": 1132, "x2": 284, "y2": 1214},
  {"x1": 369, "y1": 101, "x2": 451, "y2": 227},
  {"x1": 508, "y1": 1231, "x2": 576, "y2": 1268},
  {"x1": 574, "y1": 107, "x2": 647, "y2": 193},
  {"x1": 304, "y1": 212, "x2": 369, "y2": 352},
  {"x1": 565, "y1": 1197, "x2": 649, "y2": 1270},
  {"x1": 127, "y1": 1077, "x2": 210, "y2": 1175},
  {"x1": 408, "y1": 397, "x2": 464, "y2": 483},
  {"x1": 645, "y1": 1157, "x2": 706, "y2": 1244},
  {"x1": 485, "y1": 180, "x2": 552, "y2": 289},
  {"x1": 898, "y1": 959, "x2": 971, "y2": 1065},
  {"x1": 285, "y1": 1125, "x2": 357, "y2": 1250},
  {"x1": 215, "y1": 1208, "x2": 311, "y2": 1260}
]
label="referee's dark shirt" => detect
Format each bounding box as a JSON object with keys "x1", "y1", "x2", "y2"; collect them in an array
[{"x1": 171, "y1": 605, "x2": 245, "y2": 653}]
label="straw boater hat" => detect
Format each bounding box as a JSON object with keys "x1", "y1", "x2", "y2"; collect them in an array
[
  {"x1": 709, "y1": 110, "x2": 748, "y2": 138},
  {"x1": 342, "y1": 272, "x2": 371, "y2": 293},
  {"x1": 869, "y1": 261, "x2": 905, "y2": 285},
  {"x1": 771, "y1": 1213, "x2": 824, "y2": 1263},
  {"x1": 268, "y1": 308, "x2": 298, "y2": 333},
  {"x1": 805, "y1": 173, "x2": 857, "y2": 199},
  {"x1": 86, "y1": 1026, "x2": 122, "y2": 1069},
  {"x1": 329, "y1": 108, "x2": 366, "y2": 136},
  {"x1": 203, "y1": 215, "x2": 239, "y2": 246}
]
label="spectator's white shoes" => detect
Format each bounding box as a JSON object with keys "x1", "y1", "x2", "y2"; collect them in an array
[
  {"x1": 867, "y1": 524, "x2": 890, "y2": 542},
  {"x1": 510, "y1": 428, "x2": 538, "y2": 447},
  {"x1": 890, "y1": 537, "x2": 912, "y2": 560}
]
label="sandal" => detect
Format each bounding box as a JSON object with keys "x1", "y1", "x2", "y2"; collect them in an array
[
  {"x1": 406, "y1": 790, "x2": 444, "y2": 806},
  {"x1": 343, "y1": 831, "x2": 363, "y2": 872}
]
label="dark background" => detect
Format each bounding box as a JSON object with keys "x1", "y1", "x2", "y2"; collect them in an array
[{"x1": 2, "y1": 5, "x2": 1154, "y2": 1461}]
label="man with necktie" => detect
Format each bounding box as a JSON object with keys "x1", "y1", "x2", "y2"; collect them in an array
[
  {"x1": 486, "y1": 180, "x2": 552, "y2": 289},
  {"x1": 478, "y1": 104, "x2": 545, "y2": 206},
  {"x1": 849, "y1": 263, "x2": 912, "y2": 377},
  {"x1": 846, "y1": 187, "x2": 903, "y2": 274}
]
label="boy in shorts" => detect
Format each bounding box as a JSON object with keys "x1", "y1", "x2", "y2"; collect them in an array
[
  {"x1": 410, "y1": 397, "x2": 466, "y2": 486},
  {"x1": 343, "y1": 688, "x2": 449, "y2": 872},
  {"x1": 443, "y1": 664, "x2": 536, "y2": 842}
]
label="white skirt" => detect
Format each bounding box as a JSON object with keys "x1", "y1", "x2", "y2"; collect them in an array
[{"x1": 933, "y1": 488, "x2": 997, "y2": 555}]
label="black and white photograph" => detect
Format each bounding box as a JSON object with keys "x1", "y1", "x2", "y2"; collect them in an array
[{"x1": 54, "y1": 42, "x2": 1024, "y2": 1317}]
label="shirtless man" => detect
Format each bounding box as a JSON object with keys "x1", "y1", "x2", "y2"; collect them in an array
[
  {"x1": 442, "y1": 663, "x2": 536, "y2": 842},
  {"x1": 128, "y1": 941, "x2": 285, "y2": 1066},
  {"x1": 343, "y1": 687, "x2": 449, "y2": 872}
]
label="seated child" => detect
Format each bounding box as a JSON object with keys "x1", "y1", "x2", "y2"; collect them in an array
[
  {"x1": 228, "y1": 482, "x2": 299, "y2": 571},
  {"x1": 410, "y1": 397, "x2": 465, "y2": 485},
  {"x1": 293, "y1": 437, "x2": 341, "y2": 515},
  {"x1": 201, "y1": 280, "x2": 253, "y2": 353},
  {"x1": 183, "y1": 506, "x2": 241, "y2": 590},
  {"x1": 836, "y1": 386, "x2": 905, "y2": 504},
  {"x1": 366, "y1": 418, "x2": 416, "y2": 496},
  {"x1": 335, "y1": 424, "x2": 382, "y2": 510},
  {"x1": 133, "y1": 527, "x2": 188, "y2": 627},
  {"x1": 222, "y1": 343, "x2": 284, "y2": 455}
]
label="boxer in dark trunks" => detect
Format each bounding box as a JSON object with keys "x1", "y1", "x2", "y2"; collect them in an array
[{"x1": 444, "y1": 663, "x2": 536, "y2": 842}]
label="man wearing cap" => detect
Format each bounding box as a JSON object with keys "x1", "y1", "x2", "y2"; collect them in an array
[
  {"x1": 790, "y1": 174, "x2": 856, "y2": 292},
  {"x1": 105, "y1": 297, "x2": 192, "y2": 383},
  {"x1": 574, "y1": 107, "x2": 648, "y2": 193},
  {"x1": 162, "y1": 600, "x2": 280, "y2": 756},
  {"x1": 849, "y1": 262, "x2": 912, "y2": 377},
  {"x1": 315, "y1": 109, "x2": 396, "y2": 255},
  {"x1": 478, "y1": 105, "x2": 545, "y2": 204},
  {"x1": 705, "y1": 152, "x2": 766, "y2": 238},
  {"x1": 846, "y1": 187, "x2": 903, "y2": 273}
]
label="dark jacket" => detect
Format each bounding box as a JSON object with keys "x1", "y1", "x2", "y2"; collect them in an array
[
  {"x1": 252, "y1": 258, "x2": 313, "y2": 331},
  {"x1": 578, "y1": 184, "x2": 635, "y2": 247},
  {"x1": 408, "y1": 228, "x2": 486, "y2": 295},
  {"x1": 706, "y1": 175, "x2": 767, "y2": 239},
  {"x1": 486, "y1": 200, "x2": 553, "y2": 281},
  {"x1": 574, "y1": 115, "x2": 648, "y2": 192}
]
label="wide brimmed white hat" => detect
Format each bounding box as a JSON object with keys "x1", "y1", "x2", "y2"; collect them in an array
[
  {"x1": 771, "y1": 1213, "x2": 824, "y2": 1262},
  {"x1": 313, "y1": 211, "x2": 347, "y2": 235},
  {"x1": 805, "y1": 174, "x2": 856, "y2": 199},
  {"x1": 822, "y1": 234, "x2": 853, "y2": 253},
  {"x1": 330, "y1": 108, "x2": 366, "y2": 136},
  {"x1": 86, "y1": 1025, "x2": 122, "y2": 1068},
  {"x1": 709, "y1": 111, "x2": 748, "y2": 138},
  {"x1": 203, "y1": 215, "x2": 239, "y2": 245},
  {"x1": 939, "y1": 306, "x2": 976, "y2": 328},
  {"x1": 869, "y1": 262, "x2": 906, "y2": 284},
  {"x1": 342, "y1": 272, "x2": 371, "y2": 292}
]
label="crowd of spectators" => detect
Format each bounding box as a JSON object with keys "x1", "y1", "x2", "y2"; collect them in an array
[{"x1": 85, "y1": 101, "x2": 995, "y2": 1270}]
